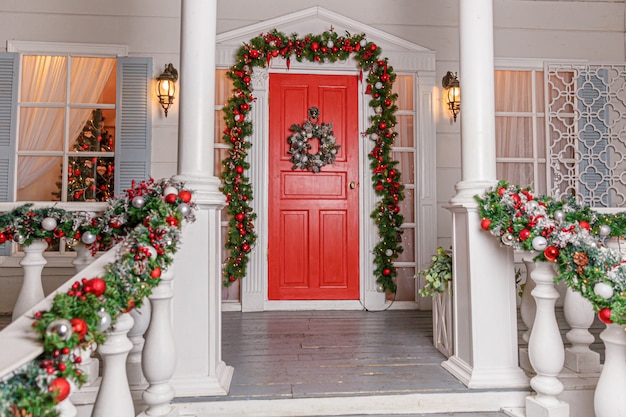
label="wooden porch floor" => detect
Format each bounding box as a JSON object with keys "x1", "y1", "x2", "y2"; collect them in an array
[{"x1": 174, "y1": 310, "x2": 521, "y2": 416}]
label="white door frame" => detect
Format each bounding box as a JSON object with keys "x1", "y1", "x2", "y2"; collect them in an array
[{"x1": 216, "y1": 6, "x2": 437, "y2": 312}]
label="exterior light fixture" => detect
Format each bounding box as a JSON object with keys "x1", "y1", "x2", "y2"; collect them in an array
[
  {"x1": 156, "y1": 63, "x2": 178, "y2": 117},
  {"x1": 442, "y1": 71, "x2": 460, "y2": 122}
]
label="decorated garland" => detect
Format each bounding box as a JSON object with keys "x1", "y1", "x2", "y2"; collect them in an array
[
  {"x1": 287, "y1": 106, "x2": 340, "y2": 173},
  {"x1": 0, "y1": 177, "x2": 196, "y2": 417},
  {"x1": 220, "y1": 28, "x2": 405, "y2": 292},
  {"x1": 476, "y1": 180, "x2": 626, "y2": 325}
]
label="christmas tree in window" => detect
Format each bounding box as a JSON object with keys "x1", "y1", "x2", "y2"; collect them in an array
[{"x1": 54, "y1": 109, "x2": 115, "y2": 201}]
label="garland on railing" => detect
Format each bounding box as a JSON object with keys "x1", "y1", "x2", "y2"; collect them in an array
[
  {"x1": 0, "y1": 177, "x2": 196, "y2": 417},
  {"x1": 220, "y1": 28, "x2": 405, "y2": 292},
  {"x1": 476, "y1": 180, "x2": 626, "y2": 325}
]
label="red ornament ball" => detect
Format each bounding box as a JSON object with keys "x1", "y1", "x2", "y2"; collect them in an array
[
  {"x1": 384, "y1": 99, "x2": 392, "y2": 107},
  {"x1": 579, "y1": 220, "x2": 591, "y2": 230},
  {"x1": 544, "y1": 246, "x2": 560, "y2": 262},
  {"x1": 242, "y1": 243, "x2": 251, "y2": 252},
  {"x1": 519, "y1": 229, "x2": 531, "y2": 241},
  {"x1": 382, "y1": 268, "x2": 391, "y2": 276},
  {"x1": 150, "y1": 267, "x2": 162, "y2": 279},
  {"x1": 0, "y1": 233, "x2": 6, "y2": 244},
  {"x1": 498, "y1": 187, "x2": 506, "y2": 196},
  {"x1": 178, "y1": 190, "x2": 192, "y2": 203},
  {"x1": 71, "y1": 318, "x2": 88, "y2": 340},
  {"x1": 165, "y1": 216, "x2": 179, "y2": 227},
  {"x1": 235, "y1": 213, "x2": 245, "y2": 222},
  {"x1": 87, "y1": 278, "x2": 106, "y2": 297},
  {"x1": 379, "y1": 122, "x2": 387, "y2": 130},
  {"x1": 480, "y1": 218, "x2": 491, "y2": 231},
  {"x1": 164, "y1": 193, "x2": 177, "y2": 204},
  {"x1": 235, "y1": 165, "x2": 244, "y2": 175},
  {"x1": 311, "y1": 42, "x2": 320, "y2": 51},
  {"x1": 48, "y1": 377, "x2": 71, "y2": 403},
  {"x1": 599, "y1": 307, "x2": 613, "y2": 324}
]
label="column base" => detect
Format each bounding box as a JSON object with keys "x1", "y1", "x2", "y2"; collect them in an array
[
  {"x1": 171, "y1": 361, "x2": 234, "y2": 397},
  {"x1": 442, "y1": 355, "x2": 529, "y2": 389},
  {"x1": 564, "y1": 348, "x2": 601, "y2": 373},
  {"x1": 525, "y1": 395, "x2": 569, "y2": 417}
]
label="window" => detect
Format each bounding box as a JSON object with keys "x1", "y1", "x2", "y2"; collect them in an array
[
  {"x1": 16, "y1": 55, "x2": 117, "y2": 202},
  {"x1": 0, "y1": 44, "x2": 152, "y2": 255},
  {"x1": 494, "y1": 68, "x2": 547, "y2": 195}
]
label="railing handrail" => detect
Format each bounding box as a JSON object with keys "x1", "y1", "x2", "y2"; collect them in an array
[
  {"x1": 0, "y1": 246, "x2": 117, "y2": 379},
  {"x1": 0, "y1": 201, "x2": 109, "y2": 213}
]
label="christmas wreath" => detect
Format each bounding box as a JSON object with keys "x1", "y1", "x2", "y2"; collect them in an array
[
  {"x1": 0, "y1": 177, "x2": 196, "y2": 417},
  {"x1": 476, "y1": 180, "x2": 626, "y2": 325},
  {"x1": 220, "y1": 28, "x2": 405, "y2": 293},
  {"x1": 287, "y1": 107, "x2": 340, "y2": 173}
]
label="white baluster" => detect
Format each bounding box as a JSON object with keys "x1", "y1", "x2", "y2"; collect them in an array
[
  {"x1": 92, "y1": 313, "x2": 135, "y2": 417},
  {"x1": 138, "y1": 266, "x2": 177, "y2": 417},
  {"x1": 594, "y1": 323, "x2": 626, "y2": 417},
  {"x1": 519, "y1": 253, "x2": 537, "y2": 371},
  {"x1": 525, "y1": 260, "x2": 569, "y2": 417},
  {"x1": 76, "y1": 343, "x2": 99, "y2": 386},
  {"x1": 72, "y1": 242, "x2": 94, "y2": 273},
  {"x1": 563, "y1": 287, "x2": 601, "y2": 372},
  {"x1": 12, "y1": 239, "x2": 48, "y2": 320},
  {"x1": 128, "y1": 299, "x2": 151, "y2": 387}
]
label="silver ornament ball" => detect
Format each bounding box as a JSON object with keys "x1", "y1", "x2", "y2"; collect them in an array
[
  {"x1": 600, "y1": 224, "x2": 612, "y2": 237},
  {"x1": 375, "y1": 82, "x2": 383, "y2": 89},
  {"x1": 385, "y1": 249, "x2": 394, "y2": 257},
  {"x1": 501, "y1": 233, "x2": 515, "y2": 246},
  {"x1": 527, "y1": 200, "x2": 539, "y2": 210},
  {"x1": 532, "y1": 236, "x2": 548, "y2": 251},
  {"x1": 554, "y1": 210, "x2": 565, "y2": 222},
  {"x1": 46, "y1": 319, "x2": 73, "y2": 341},
  {"x1": 96, "y1": 308, "x2": 112, "y2": 332},
  {"x1": 41, "y1": 217, "x2": 57, "y2": 231},
  {"x1": 360, "y1": 39, "x2": 367, "y2": 47},
  {"x1": 178, "y1": 203, "x2": 191, "y2": 216},
  {"x1": 376, "y1": 283, "x2": 385, "y2": 293},
  {"x1": 14, "y1": 233, "x2": 25, "y2": 244},
  {"x1": 594, "y1": 282, "x2": 614, "y2": 299},
  {"x1": 81, "y1": 231, "x2": 97, "y2": 245},
  {"x1": 132, "y1": 196, "x2": 146, "y2": 208}
]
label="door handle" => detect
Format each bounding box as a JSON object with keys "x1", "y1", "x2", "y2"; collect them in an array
[{"x1": 349, "y1": 181, "x2": 356, "y2": 189}]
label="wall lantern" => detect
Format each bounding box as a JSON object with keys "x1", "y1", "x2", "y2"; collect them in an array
[
  {"x1": 156, "y1": 63, "x2": 178, "y2": 117},
  {"x1": 442, "y1": 71, "x2": 460, "y2": 122}
]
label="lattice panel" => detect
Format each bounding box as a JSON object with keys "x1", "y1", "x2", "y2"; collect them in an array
[{"x1": 546, "y1": 64, "x2": 626, "y2": 207}]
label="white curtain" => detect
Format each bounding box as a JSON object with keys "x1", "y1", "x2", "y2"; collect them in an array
[
  {"x1": 494, "y1": 70, "x2": 543, "y2": 190},
  {"x1": 18, "y1": 56, "x2": 115, "y2": 190}
]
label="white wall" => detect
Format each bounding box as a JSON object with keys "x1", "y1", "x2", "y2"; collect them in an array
[{"x1": 0, "y1": 0, "x2": 624, "y2": 310}]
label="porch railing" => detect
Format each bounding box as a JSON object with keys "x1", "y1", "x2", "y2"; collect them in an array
[{"x1": 0, "y1": 238, "x2": 180, "y2": 417}]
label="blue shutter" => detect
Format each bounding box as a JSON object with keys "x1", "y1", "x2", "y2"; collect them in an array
[
  {"x1": 0, "y1": 53, "x2": 17, "y2": 256},
  {"x1": 115, "y1": 57, "x2": 152, "y2": 195}
]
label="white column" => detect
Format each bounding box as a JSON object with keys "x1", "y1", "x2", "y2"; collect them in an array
[
  {"x1": 127, "y1": 299, "x2": 151, "y2": 387},
  {"x1": 171, "y1": 0, "x2": 233, "y2": 396},
  {"x1": 12, "y1": 239, "x2": 48, "y2": 320},
  {"x1": 442, "y1": 0, "x2": 528, "y2": 388}
]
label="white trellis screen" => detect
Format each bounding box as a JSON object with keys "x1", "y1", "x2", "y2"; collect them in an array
[{"x1": 546, "y1": 63, "x2": 626, "y2": 207}]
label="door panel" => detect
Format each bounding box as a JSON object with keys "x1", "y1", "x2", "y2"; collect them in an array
[{"x1": 268, "y1": 73, "x2": 359, "y2": 300}]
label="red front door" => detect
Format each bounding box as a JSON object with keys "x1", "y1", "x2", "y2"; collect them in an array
[{"x1": 268, "y1": 73, "x2": 359, "y2": 300}]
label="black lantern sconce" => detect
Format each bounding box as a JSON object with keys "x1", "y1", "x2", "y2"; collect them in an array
[
  {"x1": 442, "y1": 71, "x2": 460, "y2": 122},
  {"x1": 156, "y1": 63, "x2": 178, "y2": 117}
]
